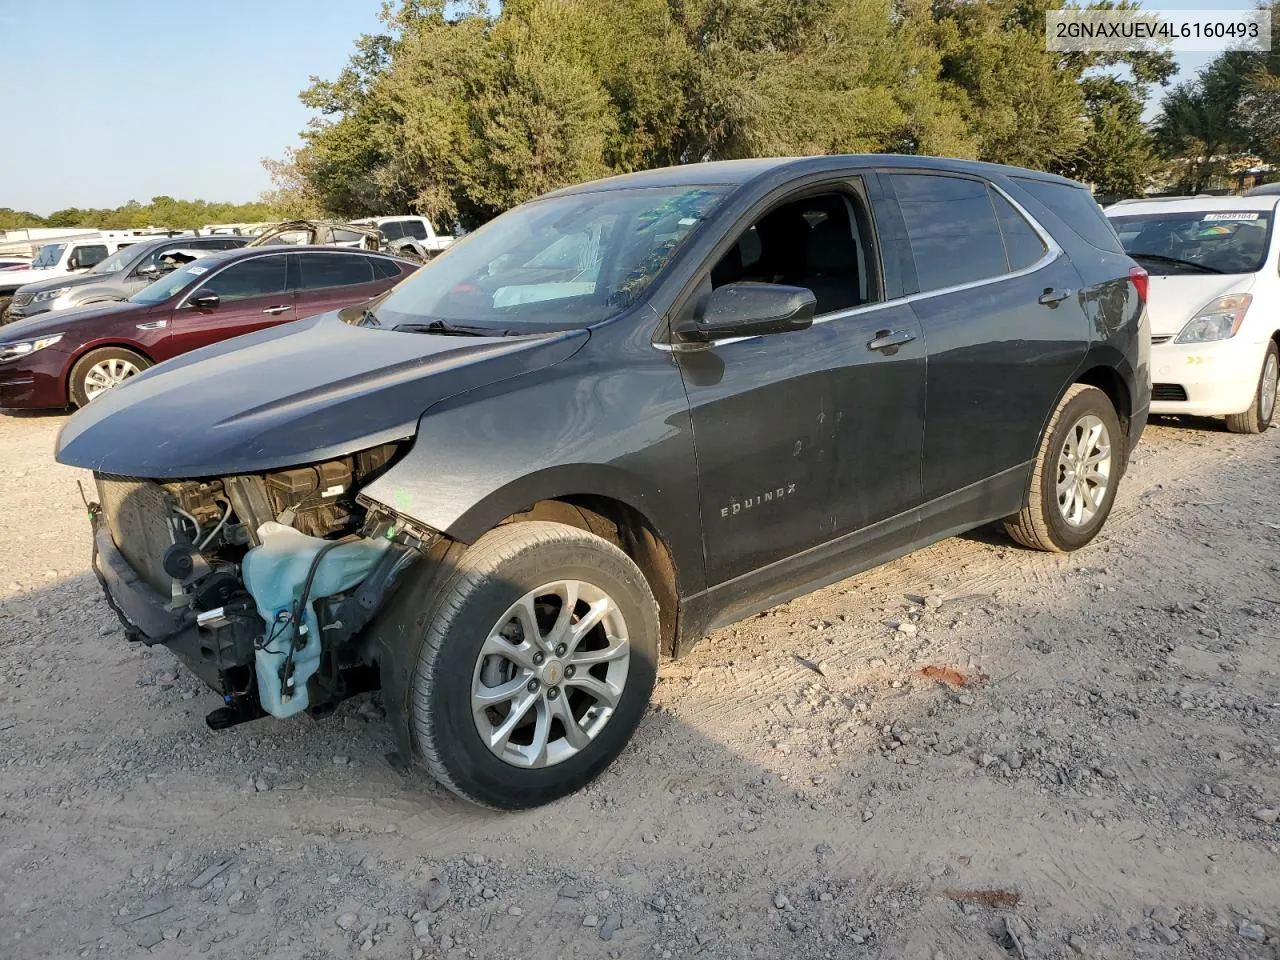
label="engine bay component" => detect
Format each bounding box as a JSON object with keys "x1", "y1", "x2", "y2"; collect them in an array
[{"x1": 240, "y1": 522, "x2": 393, "y2": 718}]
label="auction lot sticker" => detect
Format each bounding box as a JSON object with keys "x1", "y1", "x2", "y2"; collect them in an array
[{"x1": 1046, "y1": 9, "x2": 1271, "y2": 53}]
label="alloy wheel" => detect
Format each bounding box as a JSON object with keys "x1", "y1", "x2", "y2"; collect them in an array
[
  {"x1": 83, "y1": 358, "x2": 141, "y2": 400},
  {"x1": 1261, "y1": 351, "x2": 1278, "y2": 425},
  {"x1": 1055, "y1": 413, "x2": 1112, "y2": 527},
  {"x1": 471, "y1": 579, "x2": 630, "y2": 769}
]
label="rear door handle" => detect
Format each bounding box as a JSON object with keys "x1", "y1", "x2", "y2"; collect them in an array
[
  {"x1": 868, "y1": 329, "x2": 916, "y2": 352},
  {"x1": 1038, "y1": 287, "x2": 1071, "y2": 305},
  {"x1": 262, "y1": 305, "x2": 292, "y2": 315}
]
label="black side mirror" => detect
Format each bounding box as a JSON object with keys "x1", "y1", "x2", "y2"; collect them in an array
[
  {"x1": 67, "y1": 258, "x2": 80, "y2": 271},
  {"x1": 189, "y1": 292, "x2": 220, "y2": 309},
  {"x1": 675, "y1": 282, "x2": 816, "y2": 344}
]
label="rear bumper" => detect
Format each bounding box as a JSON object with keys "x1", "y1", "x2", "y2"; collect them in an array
[{"x1": 1149, "y1": 338, "x2": 1266, "y2": 416}]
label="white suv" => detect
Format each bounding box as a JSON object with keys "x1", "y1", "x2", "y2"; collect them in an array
[{"x1": 1107, "y1": 196, "x2": 1280, "y2": 433}]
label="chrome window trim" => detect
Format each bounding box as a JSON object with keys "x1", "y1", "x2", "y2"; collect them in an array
[
  {"x1": 175, "y1": 251, "x2": 291, "y2": 310},
  {"x1": 658, "y1": 180, "x2": 1063, "y2": 352}
]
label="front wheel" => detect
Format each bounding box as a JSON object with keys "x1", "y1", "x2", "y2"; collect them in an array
[
  {"x1": 407, "y1": 521, "x2": 659, "y2": 809},
  {"x1": 1004, "y1": 384, "x2": 1123, "y2": 552},
  {"x1": 1225, "y1": 341, "x2": 1278, "y2": 435},
  {"x1": 68, "y1": 347, "x2": 151, "y2": 407}
]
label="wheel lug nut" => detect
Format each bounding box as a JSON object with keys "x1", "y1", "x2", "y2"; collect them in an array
[
  {"x1": 565, "y1": 665, "x2": 576, "y2": 679},
  {"x1": 533, "y1": 651, "x2": 545, "y2": 665},
  {"x1": 547, "y1": 687, "x2": 560, "y2": 700},
  {"x1": 554, "y1": 643, "x2": 567, "y2": 657},
  {"x1": 526, "y1": 678, "x2": 540, "y2": 693}
]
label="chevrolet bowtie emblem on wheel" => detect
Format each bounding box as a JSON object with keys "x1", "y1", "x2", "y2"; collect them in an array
[{"x1": 721, "y1": 483, "x2": 797, "y2": 518}]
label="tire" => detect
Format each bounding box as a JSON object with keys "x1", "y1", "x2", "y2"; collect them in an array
[
  {"x1": 407, "y1": 521, "x2": 659, "y2": 809},
  {"x1": 1003, "y1": 384, "x2": 1123, "y2": 553},
  {"x1": 68, "y1": 347, "x2": 151, "y2": 408},
  {"x1": 1225, "y1": 340, "x2": 1279, "y2": 435}
]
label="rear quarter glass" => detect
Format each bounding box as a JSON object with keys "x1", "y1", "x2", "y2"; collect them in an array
[{"x1": 1011, "y1": 178, "x2": 1125, "y2": 255}]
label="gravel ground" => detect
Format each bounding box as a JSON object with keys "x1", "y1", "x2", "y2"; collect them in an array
[{"x1": 1, "y1": 409, "x2": 1279, "y2": 960}]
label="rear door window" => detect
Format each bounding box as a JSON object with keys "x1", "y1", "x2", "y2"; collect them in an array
[
  {"x1": 890, "y1": 174, "x2": 1009, "y2": 292},
  {"x1": 297, "y1": 252, "x2": 375, "y2": 290},
  {"x1": 990, "y1": 190, "x2": 1048, "y2": 271},
  {"x1": 198, "y1": 256, "x2": 288, "y2": 302},
  {"x1": 1012, "y1": 178, "x2": 1123, "y2": 254}
]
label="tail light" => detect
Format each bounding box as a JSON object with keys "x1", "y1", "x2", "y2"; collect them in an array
[{"x1": 1128, "y1": 265, "x2": 1148, "y2": 305}]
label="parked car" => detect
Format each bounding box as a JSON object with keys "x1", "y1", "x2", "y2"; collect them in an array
[
  {"x1": 55, "y1": 156, "x2": 1148, "y2": 809},
  {"x1": 1106, "y1": 195, "x2": 1279, "y2": 433},
  {"x1": 353, "y1": 215, "x2": 455, "y2": 260},
  {"x1": 1246, "y1": 182, "x2": 1280, "y2": 197},
  {"x1": 0, "y1": 255, "x2": 32, "y2": 269},
  {"x1": 0, "y1": 233, "x2": 155, "y2": 319},
  {"x1": 0, "y1": 246, "x2": 415, "y2": 408},
  {"x1": 6, "y1": 234, "x2": 248, "y2": 322}
]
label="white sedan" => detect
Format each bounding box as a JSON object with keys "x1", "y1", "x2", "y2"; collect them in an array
[{"x1": 1107, "y1": 195, "x2": 1279, "y2": 433}]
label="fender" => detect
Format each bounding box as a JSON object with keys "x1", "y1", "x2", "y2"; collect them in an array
[{"x1": 360, "y1": 315, "x2": 708, "y2": 596}]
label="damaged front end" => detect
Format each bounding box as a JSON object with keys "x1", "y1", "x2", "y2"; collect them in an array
[{"x1": 88, "y1": 444, "x2": 436, "y2": 729}]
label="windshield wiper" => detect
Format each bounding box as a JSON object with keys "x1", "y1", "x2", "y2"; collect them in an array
[
  {"x1": 1128, "y1": 252, "x2": 1223, "y2": 274},
  {"x1": 394, "y1": 319, "x2": 506, "y2": 337}
]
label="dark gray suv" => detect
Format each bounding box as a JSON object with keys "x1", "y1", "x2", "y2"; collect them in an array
[{"x1": 6, "y1": 234, "x2": 247, "y2": 321}]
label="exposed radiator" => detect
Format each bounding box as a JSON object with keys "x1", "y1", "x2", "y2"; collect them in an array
[{"x1": 95, "y1": 474, "x2": 177, "y2": 593}]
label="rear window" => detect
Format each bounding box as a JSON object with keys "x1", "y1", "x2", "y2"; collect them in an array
[{"x1": 1012, "y1": 178, "x2": 1123, "y2": 254}]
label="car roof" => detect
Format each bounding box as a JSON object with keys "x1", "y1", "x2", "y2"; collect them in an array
[
  {"x1": 193, "y1": 245, "x2": 406, "y2": 266},
  {"x1": 1105, "y1": 195, "x2": 1280, "y2": 215},
  {"x1": 544, "y1": 155, "x2": 1083, "y2": 198}
]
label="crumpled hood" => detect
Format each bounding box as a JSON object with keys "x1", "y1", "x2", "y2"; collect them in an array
[
  {"x1": 0, "y1": 301, "x2": 137, "y2": 340},
  {"x1": 56, "y1": 311, "x2": 588, "y2": 478},
  {"x1": 1146, "y1": 272, "x2": 1256, "y2": 337}
]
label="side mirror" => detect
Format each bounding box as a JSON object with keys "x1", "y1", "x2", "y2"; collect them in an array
[
  {"x1": 136, "y1": 264, "x2": 160, "y2": 280},
  {"x1": 67, "y1": 257, "x2": 80, "y2": 271},
  {"x1": 675, "y1": 282, "x2": 816, "y2": 344},
  {"x1": 189, "y1": 292, "x2": 220, "y2": 309}
]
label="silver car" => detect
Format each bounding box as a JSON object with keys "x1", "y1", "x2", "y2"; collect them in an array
[{"x1": 6, "y1": 234, "x2": 247, "y2": 321}]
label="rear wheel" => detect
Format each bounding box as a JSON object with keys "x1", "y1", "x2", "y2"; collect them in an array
[
  {"x1": 1225, "y1": 341, "x2": 1278, "y2": 435},
  {"x1": 406, "y1": 521, "x2": 659, "y2": 809},
  {"x1": 1004, "y1": 384, "x2": 1122, "y2": 553},
  {"x1": 69, "y1": 347, "x2": 150, "y2": 407}
]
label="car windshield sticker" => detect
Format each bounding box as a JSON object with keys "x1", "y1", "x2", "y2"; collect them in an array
[
  {"x1": 188, "y1": 266, "x2": 208, "y2": 275},
  {"x1": 1202, "y1": 212, "x2": 1260, "y2": 221}
]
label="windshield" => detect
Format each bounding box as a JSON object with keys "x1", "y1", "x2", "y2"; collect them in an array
[
  {"x1": 91, "y1": 244, "x2": 146, "y2": 275},
  {"x1": 1109, "y1": 210, "x2": 1273, "y2": 275},
  {"x1": 368, "y1": 186, "x2": 728, "y2": 332},
  {"x1": 31, "y1": 243, "x2": 66, "y2": 269},
  {"x1": 129, "y1": 260, "x2": 213, "y2": 304}
]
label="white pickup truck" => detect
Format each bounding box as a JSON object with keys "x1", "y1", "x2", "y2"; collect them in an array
[
  {"x1": 354, "y1": 216, "x2": 455, "y2": 260},
  {"x1": 0, "y1": 233, "x2": 154, "y2": 319}
]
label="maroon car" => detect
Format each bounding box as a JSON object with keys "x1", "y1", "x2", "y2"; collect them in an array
[{"x1": 0, "y1": 246, "x2": 417, "y2": 408}]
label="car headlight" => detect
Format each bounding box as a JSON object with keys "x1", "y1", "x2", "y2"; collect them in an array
[
  {"x1": 1174, "y1": 293, "x2": 1252, "y2": 344},
  {"x1": 0, "y1": 334, "x2": 64, "y2": 363},
  {"x1": 32, "y1": 286, "x2": 72, "y2": 303}
]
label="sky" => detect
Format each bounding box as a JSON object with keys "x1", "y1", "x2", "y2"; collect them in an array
[
  {"x1": 0, "y1": 0, "x2": 385, "y2": 215},
  {"x1": 0, "y1": 0, "x2": 1261, "y2": 215}
]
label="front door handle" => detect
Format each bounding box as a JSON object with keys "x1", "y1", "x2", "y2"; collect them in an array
[
  {"x1": 1038, "y1": 287, "x2": 1071, "y2": 305},
  {"x1": 868, "y1": 329, "x2": 916, "y2": 352},
  {"x1": 262, "y1": 305, "x2": 292, "y2": 315}
]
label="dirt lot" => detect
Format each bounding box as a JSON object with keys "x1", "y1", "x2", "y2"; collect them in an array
[{"x1": 1, "y1": 409, "x2": 1278, "y2": 960}]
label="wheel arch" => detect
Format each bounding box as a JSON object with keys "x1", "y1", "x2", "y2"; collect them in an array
[{"x1": 64, "y1": 341, "x2": 156, "y2": 400}]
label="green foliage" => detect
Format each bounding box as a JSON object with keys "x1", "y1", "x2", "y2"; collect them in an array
[
  {"x1": 283, "y1": 0, "x2": 1182, "y2": 219},
  {"x1": 1153, "y1": 1, "x2": 1279, "y2": 191},
  {"x1": 0, "y1": 196, "x2": 288, "y2": 232}
]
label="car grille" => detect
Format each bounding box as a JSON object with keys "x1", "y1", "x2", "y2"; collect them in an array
[
  {"x1": 1150, "y1": 335, "x2": 1173, "y2": 345},
  {"x1": 1152, "y1": 383, "x2": 1188, "y2": 402},
  {"x1": 11, "y1": 293, "x2": 33, "y2": 307},
  {"x1": 95, "y1": 474, "x2": 177, "y2": 593}
]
